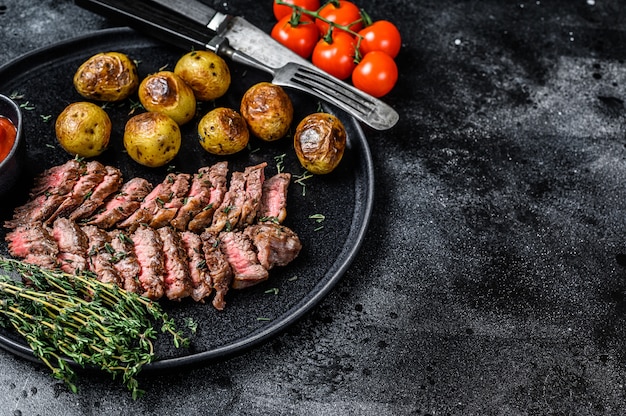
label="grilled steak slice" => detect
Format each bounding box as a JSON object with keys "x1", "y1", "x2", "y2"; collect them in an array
[
  {"x1": 171, "y1": 168, "x2": 211, "y2": 231},
  {"x1": 70, "y1": 165, "x2": 123, "y2": 221},
  {"x1": 240, "y1": 162, "x2": 267, "y2": 226},
  {"x1": 149, "y1": 173, "x2": 191, "y2": 229},
  {"x1": 181, "y1": 231, "x2": 212, "y2": 302},
  {"x1": 29, "y1": 159, "x2": 84, "y2": 197},
  {"x1": 157, "y1": 227, "x2": 192, "y2": 300},
  {"x1": 259, "y1": 173, "x2": 291, "y2": 224},
  {"x1": 119, "y1": 174, "x2": 177, "y2": 228},
  {"x1": 244, "y1": 223, "x2": 302, "y2": 270},
  {"x1": 219, "y1": 231, "x2": 268, "y2": 290},
  {"x1": 48, "y1": 160, "x2": 108, "y2": 223},
  {"x1": 51, "y1": 217, "x2": 89, "y2": 274},
  {"x1": 5, "y1": 159, "x2": 85, "y2": 228},
  {"x1": 201, "y1": 231, "x2": 232, "y2": 310},
  {"x1": 88, "y1": 177, "x2": 153, "y2": 229},
  {"x1": 131, "y1": 224, "x2": 165, "y2": 299},
  {"x1": 83, "y1": 225, "x2": 122, "y2": 286},
  {"x1": 108, "y1": 229, "x2": 141, "y2": 293},
  {"x1": 186, "y1": 162, "x2": 229, "y2": 233},
  {"x1": 207, "y1": 171, "x2": 247, "y2": 233},
  {"x1": 5, "y1": 223, "x2": 59, "y2": 269}
]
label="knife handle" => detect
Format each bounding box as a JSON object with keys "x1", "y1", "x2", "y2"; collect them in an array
[{"x1": 75, "y1": 0, "x2": 214, "y2": 51}]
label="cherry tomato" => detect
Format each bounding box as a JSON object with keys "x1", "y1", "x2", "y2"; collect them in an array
[
  {"x1": 351, "y1": 51, "x2": 398, "y2": 97},
  {"x1": 316, "y1": 0, "x2": 363, "y2": 36},
  {"x1": 358, "y1": 20, "x2": 402, "y2": 59},
  {"x1": 312, "y1": 32, "x2": 358, "y2": 80},
  {"x1": 273, "y1": 0, "x2": 321, "y2": 21},
  {"x1": 271, "y1": 15, "x2": 320, "y2": 59}
]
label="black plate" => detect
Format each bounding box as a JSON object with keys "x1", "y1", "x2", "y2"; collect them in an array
[{"x1": 0, "y1": 28, "x2": 373, "y2": 370}]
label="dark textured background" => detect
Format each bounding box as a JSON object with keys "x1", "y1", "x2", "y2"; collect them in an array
[{"x1": 2, "y1": 0, "x2": 626, "y2": 414}]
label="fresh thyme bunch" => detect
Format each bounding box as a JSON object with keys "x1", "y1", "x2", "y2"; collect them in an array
[{"x1": 0, "y1": 257, "x2": 191, "y2": 399}]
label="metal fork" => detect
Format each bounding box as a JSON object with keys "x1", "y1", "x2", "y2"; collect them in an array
[{"x1": 207, "y1": 36, "x2": 398, "y2": 131}]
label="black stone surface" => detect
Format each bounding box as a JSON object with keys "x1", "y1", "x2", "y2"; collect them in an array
[{"x1": 2, "y1": 0, "x2": 626, "y2": 414}]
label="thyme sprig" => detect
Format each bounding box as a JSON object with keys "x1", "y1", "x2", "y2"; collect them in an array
[{"x1": 0, "y1": 257, "x2": 189, "y2": 399}]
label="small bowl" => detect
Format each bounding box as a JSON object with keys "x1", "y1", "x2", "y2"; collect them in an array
[{"x1": 0, "y1": 93, "x2": 24, "y2": 196}]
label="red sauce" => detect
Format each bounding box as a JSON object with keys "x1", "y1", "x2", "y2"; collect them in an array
[{"x1": 0, "y1": 116, "x2": 17, "y2": 163}]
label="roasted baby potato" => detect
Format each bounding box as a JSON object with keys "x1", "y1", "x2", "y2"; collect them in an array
[
  {"x1": 73, "y1": 52, "x2": 139, "y2": 101},
  {"x1": 293, "y1": 112, "x2": 346, "y2": 175},
  {"x1": 55, "y1": 101, "x2": 111, "y2": 158},
  {"x1": 240, "y1": 82, "x2": 293, "y2": 141},
  {"x1": 197, "y1": 107, "x2": 249, "y2": 155},
  {"x1": 138, "y1": 71, "x2": 196, "y2": 125},
  {"x1": 123, "y1": 112, "x2": 181, "y2": 168},
  {"x1": 174, "y1": 50, "x2": 231, "y2": 101}
]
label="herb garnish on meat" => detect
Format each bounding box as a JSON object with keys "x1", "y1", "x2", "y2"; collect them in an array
[{"x1": 0, "y1": 257, "x2": 190, "y2": 399}]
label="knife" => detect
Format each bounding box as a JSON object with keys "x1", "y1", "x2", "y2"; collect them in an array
[{"x1": 75, "y1": 0, "x2": 399, "y2": 130}]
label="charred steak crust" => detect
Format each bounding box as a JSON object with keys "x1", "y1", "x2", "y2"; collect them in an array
[
  {"x1": 150, "y1": 173, "x2": 192, "y2": 229},
  {"x1": 83, "y1": 225, "x2": 122, "y2": 286},
  {"x1": 201, "y1": 231, "x2": 232, "y2": 310},
  {"x1": 158, "y1": 226, "x2": 193, "y2": 301},
  {"x1": 131, "y1": 224, "x2": 165, "y2": 300},
  {"x1": 108, "y1": 229, "x2": 142, "y2": 293},
  {"x1": 185, "y1": 162, "x2": 229, "y2": 233},
  {"x1": 6, "y1": 223, "x2": 59, "y2": 270},
  {"x1": 118, "y1": 173, "x2": 178, "y2": 228},
  {"x1": 88, "y1": 177, "x2": 153, "y2": 229},
  {"x1": 5, "y1": 159, "x2": 85, "y2": 228},
  {"x1": 240, "y1": 162, "x2": 267, "y2": 227},
  {"x1": 51, "y1": 217, "x2": 89, "y2": 275},
  {"x1": 181, "y1": 231, "x2": 212, "y2": 303},
  {"x1": 208, "y1": 170, "x2": 247, "y2": 234},
  {"x1": 244, "y1": 223, "x2": 302, "y2": 270},
  {"x1": 47, "y1": 160, "x2": 108, "y2": 223},
  {"x1": 70, "y1": 165, "x2": 123, "y2": 221}
]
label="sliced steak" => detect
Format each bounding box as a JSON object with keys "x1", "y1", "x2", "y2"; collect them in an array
[
  {"x1": 240, "y1": 162, "x2": 267, "y2": 226},
  {"x1": 171, "y1": 167, "x2": 211, "y2": 231},
  {"x1": 118, "y1": 174, "x2": 176, "y2": 228},
  {"x1": 186, "y1": 162, "x2": 229, "y2": 233},
  {"x1": 108, "y1": 229, "x2": 141, "y2": 293},
  {"x1": 207, "y1": 170, "x2": 246, "y2": 233},
  {"x1": 5, "y1": 223, "x2": 59, "y2": 269},
  {"x1": 47, "y1": 160, "x2": 108, "y2": 223},
  {"x1": 87, "y1": 177, "x2": 153, "y2": 229},
  {"x1": 201, "y1": 231, "x2": 232, "y2": 310},
  {"x1": 244, "y1": 223, "x2": 302, "y2": 270},
  {"x1": 51, "y1": 217, "x2": 89, "y2": 274},
  {"x1": 5, "y1": 159, "x2": 85, "y2": 228},
  {"x1": 180, "y1": 231, "x2": 212, "y2": 302},
  {"x1": 131, "y1": 224, "x2": 165, "y2": 300},
  {"x1": 259, "y1": 173, "x2": 291, "y2": 224},
  {"x1": 157, "y1": 226, "x2": 192, "y2": 300},
  {"x1": 219, "y1": 230, "x2": 268, "y2": 290},
  {"x1": 70, "y1": 165, "x2": 123, "y2": 221},
  {"x1": 82, "y1": 225, "x2": 122, "y2": 286},
  {"x1": 29, "y1": 159, "x2": 84, "y2": 197},
  {"x1": 149, "y1": 173, "x2": 191, "y2": 229}
]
